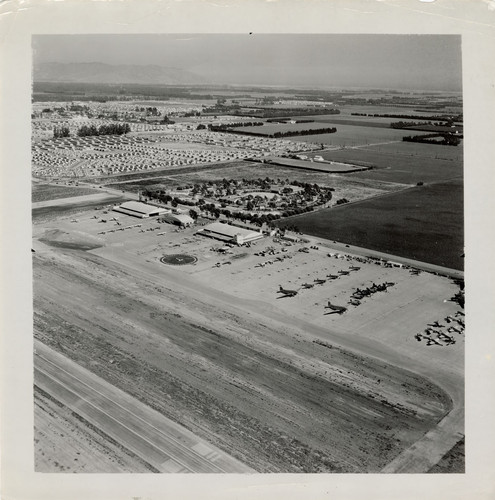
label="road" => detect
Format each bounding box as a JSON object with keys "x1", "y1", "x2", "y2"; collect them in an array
[
  {"x1": 381, "y1": 407, "x2": 464, "y2": 473},
  {"x1": 34, "y1": 340, "x2": 254, "y2": 473}
]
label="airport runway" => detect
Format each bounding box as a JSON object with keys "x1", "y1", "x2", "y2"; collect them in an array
[{"x1": 34, "y1": 340, "x2": 254, "y2": 473}]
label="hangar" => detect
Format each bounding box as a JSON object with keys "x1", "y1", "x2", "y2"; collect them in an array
[
  {"x1": 160, "y1": 213, "x2": 195, "y2": 227},
  {"x1": 197, "y1": 222, "x2": 263, "y2": 245},
  {"x1": 112, "y1": 201, "x2": 169, "y2": 218}
]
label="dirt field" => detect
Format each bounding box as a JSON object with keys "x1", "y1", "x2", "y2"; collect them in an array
[{"x1": 32, "y1": 203, "x2": 464, "y2": 473}]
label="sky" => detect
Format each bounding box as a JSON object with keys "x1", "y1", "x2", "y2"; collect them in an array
[{"x1": 32, "y1": 34, "x2": 462, "y2": 91}]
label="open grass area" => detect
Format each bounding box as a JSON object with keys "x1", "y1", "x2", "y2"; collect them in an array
[
  {"x1": 32, "y1": 183, "x2": 99, "y2": 203},
  {"x1": 276, "y1": 179, "x2": 463, "y2": 270},
  {"x1": 316, "y1": 143, "x2": 463, "y2": 184},
  {"x1": 293, "y1": 124, "x2": 407, "y2": 147}
]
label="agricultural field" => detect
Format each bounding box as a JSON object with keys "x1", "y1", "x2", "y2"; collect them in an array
[
  {"x1": 313, "y1": 143, "x2": 463, "y2": 184},
  {"x1": 276, "y1": 179, "x2": 464, "y2": 270},
  {"x1": 292, "y1": 124, "x2": 420, "y2": 147}
]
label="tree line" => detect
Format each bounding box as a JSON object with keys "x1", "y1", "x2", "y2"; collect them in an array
[
  {"x1": 402, "y1": 133, "x2": 461, "y2": 146},
  {"x1": 216, "y1": 126, "x2": 337, "y2": 138},
  {"x1": 208, "y1": 121, "x2": 264, "y2": 132},
  {"x1": 353, "y1": 112, "x2": 462, "y2": 123}
]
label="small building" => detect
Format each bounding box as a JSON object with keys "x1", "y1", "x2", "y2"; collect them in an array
[
  {"x1": 112, "y1": 201, "x2": 169, "y2": 218},
  {"x1": 160, "y1": 213, "x2": 195, "y2": 227},
  {"x1": 197, "y1": 221, "x2": 263, "y2": 245}
]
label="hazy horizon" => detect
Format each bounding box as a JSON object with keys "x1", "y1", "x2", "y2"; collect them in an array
[{"x1": 33, "y1": 34, "x2": 462, "y2": 92}]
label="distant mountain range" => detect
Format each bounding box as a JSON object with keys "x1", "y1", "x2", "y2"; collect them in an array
[{"x1": 33, "y1": 62, "x2": 208, "y2": 85}]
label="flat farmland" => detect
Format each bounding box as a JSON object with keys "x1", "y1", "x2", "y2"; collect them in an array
[
  {"x1": 285, "y1": 124, "x2": 408, "y2": 147},
  {"x1": 276, "y1": 179, "x2": 463, "y2": 270},
  {"x1": 315, "y1": 143, "x2": 463, "y2": 184}
]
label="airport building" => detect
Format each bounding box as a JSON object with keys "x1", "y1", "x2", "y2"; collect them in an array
[
  {"x1": 113, "y1": 201, "x2": 169, "y2": 218},
  {"x1": 160, "y1": 212, "x2": 195, "y2": 227},
  {"x1": 197, "y1": 221, "x2": 263, "y2": 245}
]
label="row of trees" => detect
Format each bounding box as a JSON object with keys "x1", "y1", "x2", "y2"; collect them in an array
[
  {"x1": 402, "y1": 134, "x2": 461, "y2": 146},
  {"x1": 219, "y1": 126, "x2": 337, "y2": 139},
  {"x1": 208, "y1": 121, "x2": 264, "y2": 132},
  {"x1": 353, "y1": 112, "x2": 462, "y2": 123}
]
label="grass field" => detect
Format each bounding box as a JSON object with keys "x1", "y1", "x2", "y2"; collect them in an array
[
  {"x1": 32, "y1": 183, "x2": 99, "y2": 203},
  {"x1": 275, "y1": 179, "x2": 464, "y2": 270},
  {"x1": 315, "y1": 143, "x2": 463, "y2": 184},
  {"x1": 237, "y1": 123, "x2": 408, "y2": 147},
  {"x1": 292, "y1": 124, "x2": 417, "y2": 147}
]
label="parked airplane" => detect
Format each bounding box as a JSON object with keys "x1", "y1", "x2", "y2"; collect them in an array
[
  {"x1": 428, "y1": 321, "x2": 444, "y2": 328},
  {"x1": 326, "y1": 274, "x2": 340, "y2": 280},
  {"x1": 314, "y1": 278, "x2": 326, "y2": 285},
  {"x1": 348, "y1": 298, "x2": 361, "y2": 306},
  {"x1": 324, "y1": 301, "x2": 347, "y2": 314},
  {"x1": 425, "y1": 337, "x2": 443, "y2": 346},
  {"x1": 302, "y1": 283, "x2": 314, "y2": 289},
  {"x1": 338, "y1": 270, "x2": 350, "y2": 275},
  {"x1": 277, "y1": 285, "x2": 298, "y2": 297},
  {"x1": 349, "y1": 266, "x2": 360, "y2": 271}
]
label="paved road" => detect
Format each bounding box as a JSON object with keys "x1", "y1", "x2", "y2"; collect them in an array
[
  {"x1": 381, "y1": 407, "x2": 464, "y2": 473},
  {"x1": 34, "y1": 340, "x2": 254, "y2": 473}
]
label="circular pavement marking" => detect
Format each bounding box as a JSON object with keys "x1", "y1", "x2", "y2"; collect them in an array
[{"x1": 160, "y1": 254, "x2": 197, "y2": 266}]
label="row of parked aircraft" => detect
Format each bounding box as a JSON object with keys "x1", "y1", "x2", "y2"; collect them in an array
[
  {"x1": 276, "y1": 286, "x2": 348, "y2": 314},
  {"x1": 351, "y1": 282, "x2": 395, "y2": 301}
]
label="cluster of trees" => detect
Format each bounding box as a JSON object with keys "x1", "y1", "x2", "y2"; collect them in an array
[
  {"x1": 402, "y1": 133, "x2": 461, "y2": 146},
  {"x1": 134, "y1": 106, "x2": 160, "y2": 116},
  {"x1": 142, "y1": 176, "x2": 334, "y2": 224},
  {"x1": 53, "y1": 126, "x2": 71, "y2": 138},
  {"x1": 76, "y1": 122, "x2": 131, "y2": 137}
]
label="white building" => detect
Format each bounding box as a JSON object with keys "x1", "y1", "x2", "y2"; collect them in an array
[
  {"x1": 197, "y1": 222, "x2": 263, "y2": 245},
  {"x1": 112, "y1": 201, "x2": 169, "y2": 218},
  {"x1": 160, "y1": 213, "x2": 195, "y2": 227}
]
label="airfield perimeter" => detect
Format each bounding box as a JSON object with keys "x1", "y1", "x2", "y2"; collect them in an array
[{"x1": 33, "y1": 190, "x2": 464, "y2": 473}]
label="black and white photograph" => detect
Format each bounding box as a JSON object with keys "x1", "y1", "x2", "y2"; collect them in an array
[
  {"x1": 30, "y1": 32, "x2": 465, "y2": 474},
  {"x1": 1, "y1": 1, "x2": 495, "y2": 499}
]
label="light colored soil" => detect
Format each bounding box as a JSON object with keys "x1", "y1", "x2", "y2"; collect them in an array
[
  {"x1": 34, "y1": 387, "x2": 156, "y2": 473},
  {"x1": 32, "y1": 205, "x2": 464, "y2": 473}
]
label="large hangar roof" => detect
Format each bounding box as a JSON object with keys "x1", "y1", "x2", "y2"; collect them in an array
[
  {"x1": 113, "y1": 201, "x2": 168, "y2": 217},
  {"x1": 203, "y1": 222, "x2": 260, "y2": 239}
]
